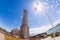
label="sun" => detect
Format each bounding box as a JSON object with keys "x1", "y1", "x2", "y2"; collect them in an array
[{"x1": 33, "y1": 2, "x2": 43, "y2": 13}]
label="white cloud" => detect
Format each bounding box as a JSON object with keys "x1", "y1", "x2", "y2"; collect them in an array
[
  {"x1": 21, "y1": 16, "x2": 23, "y2": 18},
  {"x1": 59, "y1": 0, "x2": 60, "y2": 2},
  {"x1": 53, "y1": 18, "x2": 60, "y2": 26},
  {"x1": 56, "y1": 9, "x2": 60, "y2": 15},
  {"x1": 46, "y1": 0, "x2": 49, "y2": 1},
  {"x1": 30, "y1": 18, "x2": 60, "y2": 36},
  {"x1": 30, "y1": 25, "x2": 51, "y2": 36},
  {"x1": 31, "y1": 0, "x2": 46, "y2": 16},
  {"x1": 28, "y1": 18, "x2": 31, "y2": 20},
  {"x1": 14, "y1": 20, "x2": 17, "y2": 24},
  {"x1": 47, "y1": 6, "x2": 50, "y2": 9}
]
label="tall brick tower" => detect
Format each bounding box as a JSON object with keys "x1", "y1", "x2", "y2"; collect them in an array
[{"x1": 20, "y1": 9, "x2": 29, "y2": 39}]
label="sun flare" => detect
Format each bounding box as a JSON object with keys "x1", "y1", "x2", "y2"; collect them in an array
[{"x1": 33, "y1": 1, "x2": 44, "y2": 13}]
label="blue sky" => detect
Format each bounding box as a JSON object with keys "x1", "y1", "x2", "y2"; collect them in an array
[{"x1": 0, "y1": 0, "x2": 60, "y2": 35}]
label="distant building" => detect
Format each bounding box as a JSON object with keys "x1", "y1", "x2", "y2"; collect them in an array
[{"x1": 11, "y1": 28, "x2": 20, "y2": 37}]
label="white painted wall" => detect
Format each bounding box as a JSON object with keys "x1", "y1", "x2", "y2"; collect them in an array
[{"x1": 0, "y1": 31, "x2": 5, "y2": 40}]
